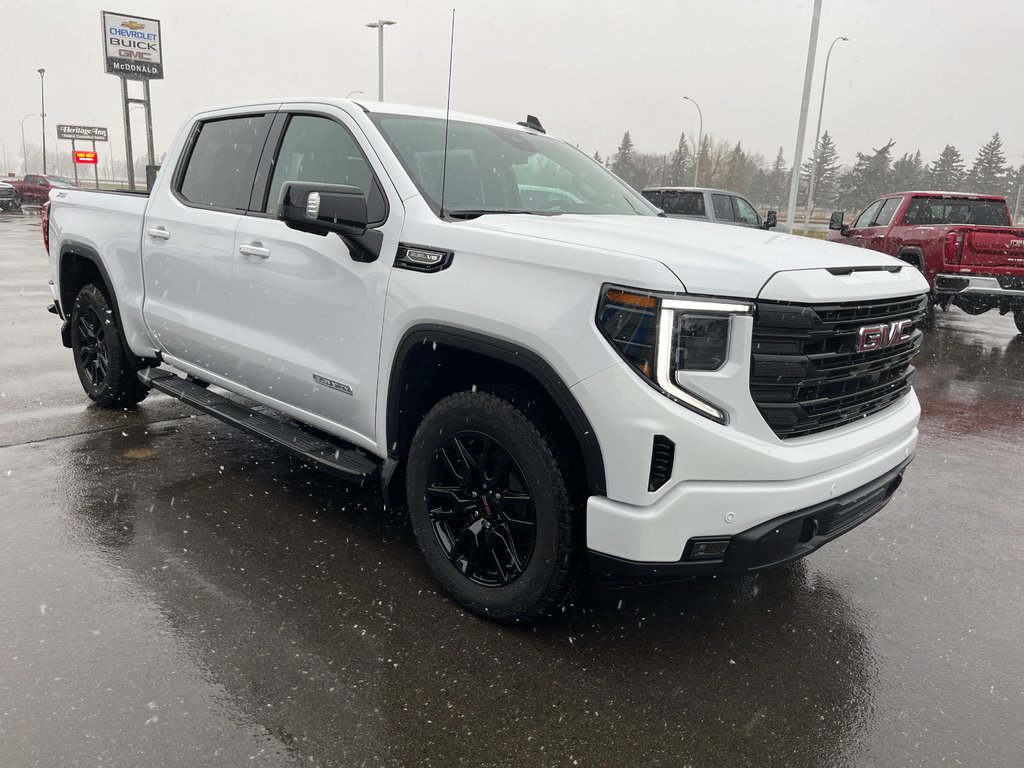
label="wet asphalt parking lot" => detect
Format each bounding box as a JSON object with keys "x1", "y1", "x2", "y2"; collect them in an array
[{"x1": 1, "y1": 208, "x2": 1022, "y2": 767}]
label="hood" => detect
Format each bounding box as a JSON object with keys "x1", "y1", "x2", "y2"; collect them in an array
[{"x1": 462, "y1": 214, "x2": 910, "y2": 299}]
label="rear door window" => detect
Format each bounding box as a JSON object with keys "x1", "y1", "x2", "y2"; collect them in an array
[
  {"x1": 712, "y1": 194, "x2": 735, "y2": 221},
  {"x1": 178, "y1": 114, "x2": 271, "y2": 211}
]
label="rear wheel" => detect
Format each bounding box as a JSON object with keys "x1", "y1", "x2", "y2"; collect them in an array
[
  {"x1": 406, "y1": 391, "x2": 582, "y2": 623},
  {"x1": 71, "y1": 283, "x2": 149, "y2": 408}
]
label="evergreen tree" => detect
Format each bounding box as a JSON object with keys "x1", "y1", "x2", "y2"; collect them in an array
[
  {"x1": 967, "y1": 133, "x2": 1009, "y2": 195},
  {"x1": 665, "y1": 132, "x2": 690, "y2": 186},
  {"x1": 927, "y1": 144, "x2": 965, "y2": 190},
  {"x1": 799, "y1": 131, "x2": 841, "y2": 210},
  {"x1": 593, "y1": 150, "x2": 603, "y2": 166},
  {"x1": 840, "y1": 139, "x2": 895, "y2": 210},
  {"x1": 722, "y1": 142, "x2": 747, "y2": 192},
  {"x1": 891, "y1": 150, "x2": 926, "y2": 193},
  {"x1": 611, "y1": 131, "x2": 637, "y2": 186},
  {"x1": 767, "y1": 147, "x2": 789, "y2": 209}
]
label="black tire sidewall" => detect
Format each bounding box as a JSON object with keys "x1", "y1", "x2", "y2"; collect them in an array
[
  {"x1": 406, "y1": 392, "x2": 575, "y2": 621},
  {"x1": 70, "y1": 283, "x2": 142, "y2": 407}
]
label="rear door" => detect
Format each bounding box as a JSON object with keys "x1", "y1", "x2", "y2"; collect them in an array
[
  {"x1": 711, "y1": 193, "x2": 736, "y2": 226},
  {"x1": 231, "y1": 106, "x2": 403, "y2": 441},
  {"x1": 142, "y1": 108, "x2": 275, "y2": 374}
]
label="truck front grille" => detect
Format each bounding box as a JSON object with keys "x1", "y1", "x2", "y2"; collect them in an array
[{"x1": 750, "y1": 295, "x2": 927, "y2": 439}]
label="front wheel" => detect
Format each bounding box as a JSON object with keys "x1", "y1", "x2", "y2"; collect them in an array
[
  {"x1": 70, "y1": 283, "x2": 149, "y2": 408},
  {"x1": 406, "y1": 391, "x2": 582, "y2": 623}
]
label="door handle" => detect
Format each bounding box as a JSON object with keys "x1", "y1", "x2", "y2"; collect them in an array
[
  {"x1": 239, "y1": 243, "x2": 271, "y2": 260},
  {"x1": 147, "y1": 226, "x2": 170, "y2": 240}
]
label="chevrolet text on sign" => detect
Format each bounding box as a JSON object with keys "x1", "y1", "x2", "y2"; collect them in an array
[{"x1": 102, "y1": 11, "x2": 163, "y2": 80}]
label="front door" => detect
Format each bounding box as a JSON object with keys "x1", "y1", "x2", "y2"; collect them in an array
[{"x1": 231, "y1": 109, "x2": 402, "y2": 443}]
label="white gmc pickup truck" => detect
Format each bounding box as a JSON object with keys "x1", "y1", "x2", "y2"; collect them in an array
[{"x1": 45, "y1": 98, "x2": 928, "y2": 622}]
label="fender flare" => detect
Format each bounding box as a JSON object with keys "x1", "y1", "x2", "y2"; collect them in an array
[
  {"x1": 58, "y1": 244, "x2": 130, "y2": 351},
  {"x1": 896, "y1": 246, "x2": 925, "y2": 272},
  {"x1": 386, "y1": 324, "x2": 607, "y2": 496}
]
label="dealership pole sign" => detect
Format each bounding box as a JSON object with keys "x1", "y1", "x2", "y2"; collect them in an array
[{"x1": 102, "y1": 12, "x2": 163, "y2": 80}]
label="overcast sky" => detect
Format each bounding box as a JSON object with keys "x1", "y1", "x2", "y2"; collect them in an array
[{"x1": 3, "y1": 0, "x2": 1022, "y2": 176}]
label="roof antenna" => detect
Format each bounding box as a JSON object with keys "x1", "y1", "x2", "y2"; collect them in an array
[{"x1": 439, "y1": 8, "x2": 456, "y2": 218}]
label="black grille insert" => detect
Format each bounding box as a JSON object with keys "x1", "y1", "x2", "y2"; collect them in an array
[{"x1": 750, "y1": 295, "x2": 927, "y2": 439}]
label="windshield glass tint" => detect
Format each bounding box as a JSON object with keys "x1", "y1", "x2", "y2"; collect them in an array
[
  {"x1": 902, "y1": 197, "x2": 1010, "y2": 226},
  {"x1": 371, "y1": 113, "x2": 656, "y2": 217}
]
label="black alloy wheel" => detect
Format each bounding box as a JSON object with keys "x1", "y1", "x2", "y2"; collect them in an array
[
  {"x1": 70, "y1": 283, "x2": 150, "y2": 408},
  {"x1": 426, "y1": 430, "x2": 537, "y2": 587},
  {"x1": 75, "y1": 304, "x2": 109, "y2": 389},
  {"x1": 406, "y1": 390, "x2": 582, "y2": 623}
]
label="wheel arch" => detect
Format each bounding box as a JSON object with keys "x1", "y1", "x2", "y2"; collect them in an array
[
  {"x1": 58, "y1": 245, "x2": 126, "y2": 350},
  {"x1": 897, "y1": 246, "x2": 925, "y2": 272},
  {"x1": 385, "y1": 325, "x2": 607, "y2": 503}
]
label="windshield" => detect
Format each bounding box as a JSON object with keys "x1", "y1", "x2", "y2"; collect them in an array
[{"x1": 370, "y1": 113, "x2": 658, "y2": 218}]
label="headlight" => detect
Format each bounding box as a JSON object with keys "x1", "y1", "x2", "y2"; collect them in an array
[{"x1": 597, "y1": 287, "x2": 752, "y2": 423}]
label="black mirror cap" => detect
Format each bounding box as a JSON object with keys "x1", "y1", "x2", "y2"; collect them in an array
[
  {"x1": 828, "y1": 211, "x2": 845, "y2": 231},
  {"x1": 277, "y1": 182, "x2": 369, "y2": 236},
  {"x1": 764, "y1": 210, "x2": 778, "y2": 229}
]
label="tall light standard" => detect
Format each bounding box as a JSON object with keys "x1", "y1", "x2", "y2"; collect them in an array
[
  {"x1": 20, "y1": 113, "x2": 34, "y2": 174},
  {"x1": 346, "y1": 89, "x2": 365, "y2": 99},
  {"x1": 802, "y1": 36, "x2": 849, "y2": 233},
  {"x1": 683, "y1": 96, "x2": 703, "y2": 186},
  {"x1": 37, "y1": 68, "x2": 47, "y2": 174},
  {"x1": 365, "y1": 20, "x2": 397, "y2": 101},
  {"x1": 784, "y1": 0, "x2": 822, "y2": 232}
]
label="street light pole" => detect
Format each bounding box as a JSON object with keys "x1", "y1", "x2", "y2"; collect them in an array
[
  {"x1": 346, "y1": 90, "x2": 365, "y2": 99},
  {"x1": 683, "y1": 96, "x2": 703, "y2": 186},
  {"x1": 38, "y1": 68, "x2": 47, "y2": 175},
  {"x1": 803, "y1": 36, "x2": 849, "y2": 234},
  {"x1": 365, "y1": 20, "x2": 397, "y2": 101},
  {"x1": 784, "y1": 0, "x2": 822, "y2": 233}
]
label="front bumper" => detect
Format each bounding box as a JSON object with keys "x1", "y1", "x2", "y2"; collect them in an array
[{"x1": 591, "y1": 455, "x2": 911, "y2": 581}]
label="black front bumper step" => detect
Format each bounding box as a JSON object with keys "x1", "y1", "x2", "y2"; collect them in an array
[{"x1": 139, "y1": 368, "x2": 379, "y2": 482}]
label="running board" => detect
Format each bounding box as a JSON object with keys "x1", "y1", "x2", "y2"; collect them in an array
[{"x1": 139, "y1": 368, "x2": 379, "y2": 482}]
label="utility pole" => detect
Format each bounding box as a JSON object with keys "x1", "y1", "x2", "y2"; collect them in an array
[{"x1": 38, "y1": 68, "x2": 47, "y2": 174}]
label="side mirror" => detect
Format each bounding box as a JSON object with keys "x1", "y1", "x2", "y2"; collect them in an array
[
  {"x1": 828, "y1": 211, "x2": 846, "y2": 232},
  {"x1": 277, "y1": 182, "x2": 368, "y2": 236},
  {"x1": 764, "y1": 210, "x2": 778, "y2": 229}
]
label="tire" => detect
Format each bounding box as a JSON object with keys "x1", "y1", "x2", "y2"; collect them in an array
[
  {"x1": 70, "y1": 283, "x2": 149, "y2": 408},
  {"x1": 1015, "y1": 310, "x2": 1024, "y2": 335},
  {"x1": 406, "y1": 391, "x2": 582, "y2": 623}
]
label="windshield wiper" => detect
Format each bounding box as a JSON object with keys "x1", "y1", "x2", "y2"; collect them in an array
[{"x1": 445, "y1": 209, "x2": 554, "y2": 220}]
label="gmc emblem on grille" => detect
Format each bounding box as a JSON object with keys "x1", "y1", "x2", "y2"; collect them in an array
[{"x1": 857, "y1": 319, "x2": 913, "y2": 352}]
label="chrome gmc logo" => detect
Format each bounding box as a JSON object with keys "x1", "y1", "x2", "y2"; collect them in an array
[{"x1": 857, "y1": 319, "x2": 913, "y2": 352}]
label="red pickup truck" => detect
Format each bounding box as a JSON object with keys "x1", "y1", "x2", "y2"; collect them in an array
[
  {"x1": 828, "y1": 192, "x2": 1024, "y2": 334},
  {"x1": 2, "y1": 174, "x2": 77, "y2": 206}
]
